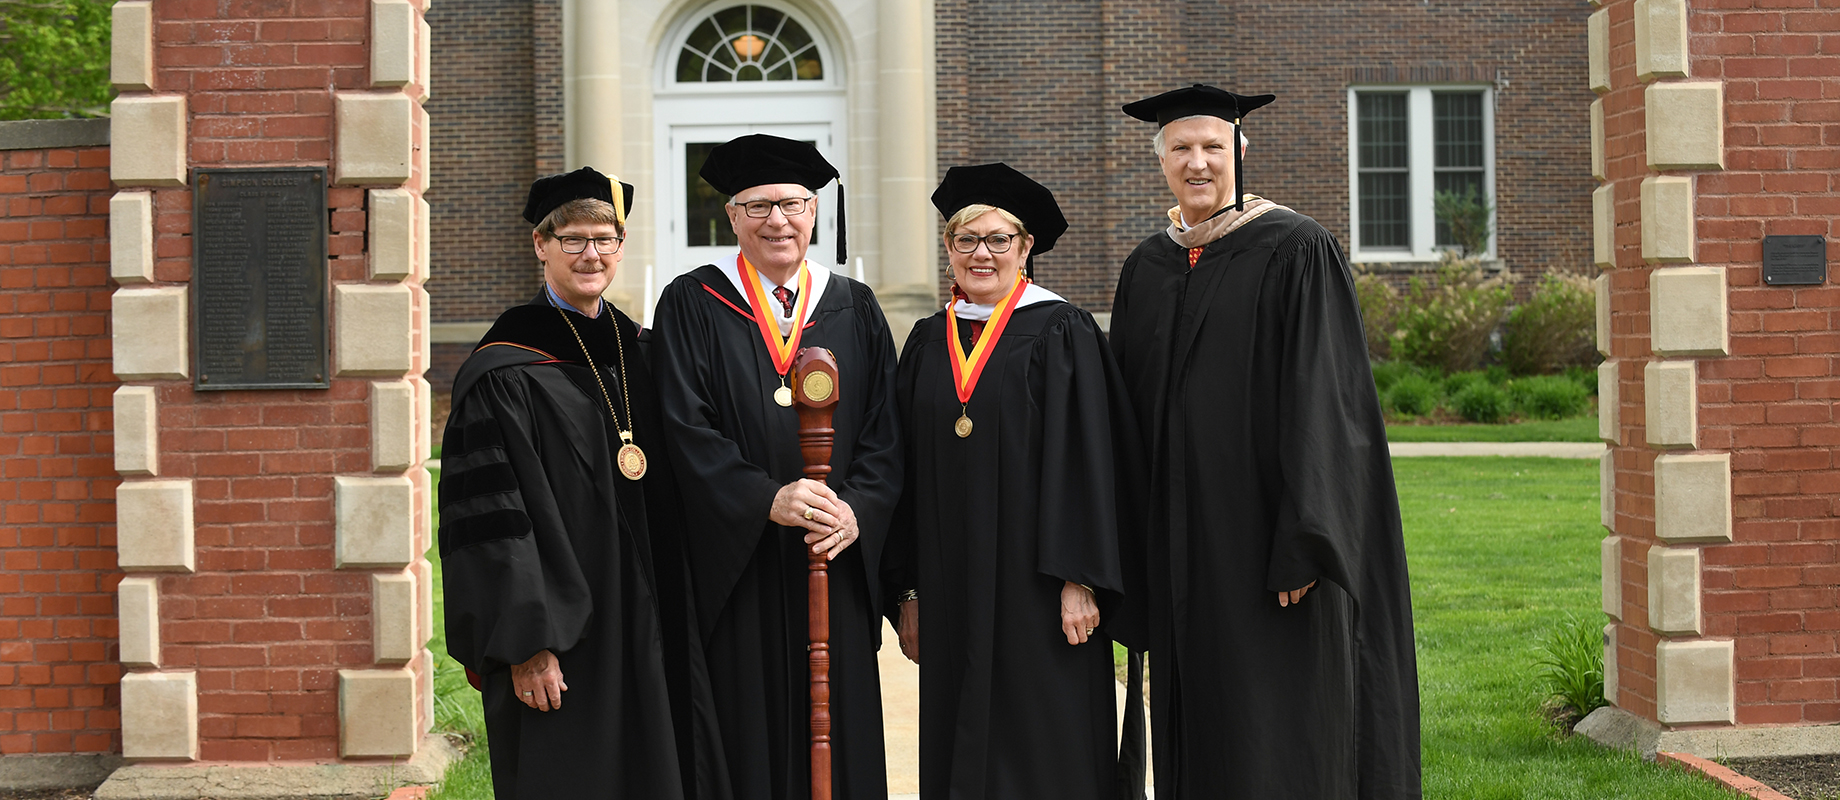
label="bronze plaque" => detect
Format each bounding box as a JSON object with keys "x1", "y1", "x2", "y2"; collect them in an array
[
  {"x1": 1763, "y1": 235, "x2": 1827, "y2": 286},
  {"x1": 192, "y1": 168, "x2": 329, "y2": 390}
]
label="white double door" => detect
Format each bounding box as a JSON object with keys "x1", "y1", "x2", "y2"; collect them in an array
[{"x1": 651, "y1": 95, "x2": 848, "y2": 300}]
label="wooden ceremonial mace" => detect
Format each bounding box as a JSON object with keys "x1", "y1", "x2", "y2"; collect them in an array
[{"x1": 792, "y1": 347, "x2": 840, "y2": 800}]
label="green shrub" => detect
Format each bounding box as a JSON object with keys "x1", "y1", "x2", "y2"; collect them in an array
[
  {"x1": 1385, "y1": 374, "x2": 1441, "y2": 418},
  {"x1": 1501, "y1": 272, "x2": 1599, "y2": 376},
  {"x1": 1535, "y1": 615, "x2": 1607, "y2": 724},
  {"x1": 1393, "y1": 253, "x2": 1513, "y2": 375},
  {"x1": 1563, "y1": 365, "x2": 1597, "y2": 396},
  {"x1": 1370, "y1": 361, "x2": 1415, "y2": 395},
  {"x1": 1354, "y1": 268, "x2": 1400, "y2": 361},
  {"x1": 1510, "y1": 375, "x2": 1590, "y2": 420},
  {"x1": 1434, "y1": 186, "x2": 1495, "y2": 258},
  {"x1": 1441, "y1": 370, "x2": 1495, "y2": 398},
  {"x1": 1451, "y1": 382, "x2": 1511, "y2": 424}
]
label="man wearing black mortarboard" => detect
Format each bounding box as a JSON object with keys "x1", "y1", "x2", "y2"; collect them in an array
[
  {"x1": 647, "y1": 134, "x2": 902, "y2": 800},
  {"x1": 438, "y1": 168, "x2": 731, "y2": 800},
  {"x1": 1107, "y1": 85, "x2": 1422, "y2": 799}
]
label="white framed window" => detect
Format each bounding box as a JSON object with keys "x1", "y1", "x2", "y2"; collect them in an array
[
  {"x1": 663, "y1": 2, "x2": 840, "y2": 92},
  {"x1": 1347, "y1": 85, "x2": 1495, "y2": 261}
]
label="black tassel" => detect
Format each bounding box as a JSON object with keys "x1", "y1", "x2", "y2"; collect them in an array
[
  {"x1": 835, "y1": 182, "x2": 848, "y2": 267},
  {"x1": 1232, "y1": 119, "x2": 1245, "y2": 212},
  {"x1": 1025, "y1": 253, "x2": 1035, "y2": 281}
]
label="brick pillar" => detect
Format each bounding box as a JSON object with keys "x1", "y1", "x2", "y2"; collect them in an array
[
  {"x1": 100, "y1": 0, "x2": 442, "y2": 792},
  {"x1": 1591, "y1": 0, "x2": 1840, "y2": 759}
]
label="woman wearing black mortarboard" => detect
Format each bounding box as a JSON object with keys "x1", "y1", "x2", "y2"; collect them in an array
[
  {"x1": 881, "y1": 163, "x2": 1149, "y2": 800},
  {"x1": 438, "y1": 168, "x2": 731, "y2": 800},
  {"x1": 647, "y1": 135, "x2": 903, "y2": 800},
  {"x1": 1109, "y1": 85, "x2": 1421, "y2": 799}
]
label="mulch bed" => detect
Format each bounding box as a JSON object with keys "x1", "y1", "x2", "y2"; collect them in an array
[
  {"x1": 1724, "y1": 755, "x2": 1840, "y2": 800},
  {"x1": 0, "y1": 789, "x2": 97, "y2": 800}
]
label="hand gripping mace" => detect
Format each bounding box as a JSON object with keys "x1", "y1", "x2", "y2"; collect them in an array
[{"x1": 793, "y1": 347, "x2": 840, "y2": 800}]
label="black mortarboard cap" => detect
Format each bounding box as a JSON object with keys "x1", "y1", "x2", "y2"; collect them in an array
[
  {"x1": 700, "y1": 134, "x2": 847, "y2": 265},
  {"x1": 1123, "y1": 84, "x2": 1276, "y2": 212},
  {"x1": 931, "y1": 163, "x2": 1068, "y2": 279},
  {"x1": 522, "y1": 166, "x2": 635, "y2": 227}
]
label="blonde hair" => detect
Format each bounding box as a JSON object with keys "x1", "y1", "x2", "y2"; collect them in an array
[
  {"x1": 944, "y1": 204, "x2": 1028, "y2": 236},
  {"x1": 536, "y1": 198, "x2": 623, "y2": 238}
]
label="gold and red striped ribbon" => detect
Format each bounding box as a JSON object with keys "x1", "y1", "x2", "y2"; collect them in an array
[
  {"x1": 737, "y1": 253, "x2": 813, "y2": 381},
  {"x1": 944, "y1": 274, "x2": 1029, "y2": 406}
]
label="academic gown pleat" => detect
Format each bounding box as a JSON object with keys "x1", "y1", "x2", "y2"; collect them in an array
[
  {"x1": 439, "y1": 301, "x2": 729, "y2": 800},
  {"x1": 1108, "y1": 209, "x2": 1421, "y2": 800},
  {"x1": 885, "y1": 301, "x2": 1144, "y2": 800},
  {"x1": 649, "y1": 265, "x2": 903, "y2": 800}
]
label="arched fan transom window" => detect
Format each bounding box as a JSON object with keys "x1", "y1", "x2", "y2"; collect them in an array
[{"x1": 675, "y1": 5, "x2": 825, "y2": 83}]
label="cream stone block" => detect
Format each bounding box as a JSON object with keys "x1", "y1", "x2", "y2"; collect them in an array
[
  {"x1": 116, "y1": 480, "x2": 194, "y2": 573},
  {"x1": 1599, "y1": 361, "x2": 1621, "y2": 444},
  {"x1": 335, "y1": 284, "x2": 414, "y2": 376},
  {"x1": 413, "y1": 558, "x2": 434, "y2": 649},
  {"x1": 1641, "y1": 176, "x2": 1697, "y2": 264},
  {"x1": 1656, "y1": 453, "x2": 1733, "y2": 544},
  {"x1": 110, "y1": 1, "x2": 153, "y2": 91},
  {"x1": 371, "y1": 0, "x2": 416, "y2": 87},
  {"x1": 1648, "y1": 545, "x2": 1702, "y2": 635},
  {"x1": 416, "y1": 196, "x2": 431, "y2": 282},
  {"x1": 417, "y1": 16, "x2": 433, "y2": 103},
  {"x1": 417, "y1": 649, "x2": 435, "y2": 734},
  {"x1": 339, "y1": 668, "x2": 418, "y2": 757},
  {"x1": 118, "y1": 577, "x2": 160, "y2": 667},
  {"x1": 1589, "y1": 9, "x2": 1611, "y2": 94},
  {"x1": 1604, "y1": 623, "x2": 1619, "y2": 705},
  {"x1": 1590, "y1": 98, "x2": 1606, "y2": 181},
  {"x1": 110, "y1": 192, "x2": 154, "y2": 285},
  {"x1": 112, "y1": 287, "x2": 188, "y2": 380},
  {"x1": 1602, "y1": 536, "x2": 1622, "y2": 619},
  {"x1": 336, "y1": 476, "x2": 415, "y2": 569},
  {"x1": 413, "y1": 376, "x2": 432, "y2": 464},
  {"x1": 1635, "y1": 0, "x2": 1690, "y2": 82},
  {"x1": 1593, "y1": 184, "x2": 1615, "y2": 268},
  {"x1": 369, "y1": 188, "x2": 416, "y2": 280},
  {"x1": 417, "y1": 284, "x2": 432, "y2": 372},
  {"x1": 110, "y1": 96, "x2": 186, "y2": 187},
  {"x1": 1647, "y1": 82, "x2": 1726, "y2": 170},
  {"x1": 113, "y1": 386, "x2": 158, "y2": 476},
  {"x1": 120, "y1": 671, "x2": 197, "y2": 760},
  {"x1": 1601, "y1": 450, "x2": 1616, "y2": 531},
  {"x1": 1656, "y1": 639, "x2": 1734, "y2": 725},
  {"x1": 1651, "y1": 267, "x2": 1728, "y2": 357},
  {"x1": 1645, "y1": 360, "x2": 1698, "y2": 449},
  {"x1": 335, "y1": 93, "x2": 414, "y2": 185},
  {"x1": 418, "y1": 106, "x2": 431, "y2": 188},
  {"x1": 372, "y1": 572, "x2": 417, "y2": 664},
  {"x1": 371, "y1": 380, "x2": 416, "y2": 473},
  {"x1": 1595, "y1": 273, "x2": 1612, "y2": 357}
]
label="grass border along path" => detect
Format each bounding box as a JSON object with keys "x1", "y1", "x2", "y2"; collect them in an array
[{"x1": 1386, "y1": 414, "x2": 1599, "y2": 443}]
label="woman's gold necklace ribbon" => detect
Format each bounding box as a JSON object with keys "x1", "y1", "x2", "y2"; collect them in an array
[
  {"x1": 738, "y1": 254, "x2": 814, "y2": 408},
  {"x1": 554, "y1": 303, "x2": 647, "y2": 480},
  {"x1": 943, "y1": 274, "x2": 1028, "y2": 438}
]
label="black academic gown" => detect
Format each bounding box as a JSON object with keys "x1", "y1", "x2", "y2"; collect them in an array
[
  {"x1": 439, "y1": 294, "x2": 729, "y2": 800},
  {"x1": 650, "y1": 264, "x2": 903, "y2": 800},
  {"x1": 1108, "y1": 208, "x2": 1421, "y2": 800},
  {"x1": 886, "y1": 299, "x2": 1146, "y2": 800}
]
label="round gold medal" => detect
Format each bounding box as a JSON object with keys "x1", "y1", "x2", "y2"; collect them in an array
[
  {"x1": 774, "y1": 384, "x2": 794, "y2": 407},
  {"x1": 954, "y1": 414, "x2": 973, "y2": 438},
  {"x1": 617, "y1": 443, "x2": 647, "y2": 480}
]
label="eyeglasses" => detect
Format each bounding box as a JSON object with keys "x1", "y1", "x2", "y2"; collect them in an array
[
  {"x1": 734, "y1": 196, "x2": 815, "y2": 218},
  {"x1": 555, "y1": 235, "x2": 624, "y2": 255},
  {"x1": 950, "y1": 232, "x2": 1021, "y2": 254}
]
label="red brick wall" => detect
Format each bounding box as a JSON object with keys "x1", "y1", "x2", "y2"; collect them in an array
[
  {"x1": 937, "y1": 0, "x2": 1593, "y2": 310},
  {"x1": 1688, "y1": 3, "x2": 1840, "y2": 727},
  {"x1": 0, "y1": 145, "x2": 122, "y2": 756},
  {"x1": 137, "y1": 0, "x2": 432, "y2": 761}
]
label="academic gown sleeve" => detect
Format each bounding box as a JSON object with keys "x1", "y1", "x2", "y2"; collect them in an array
[
  {"x1": 831, "y1": 280, "x2": 906, "y2": 621},
  {"x1": 1033, "y1": 308, "x2": 1131, "y2": 604},
  {"x1": 1261, "y1": 227, "x2": 1422, "y2": 797},
  {"x1": 880, "y1": 319, "x2": 930, "y2": 624},
  {"x1": 438, "y1": 368, "x2": 596, "y2": 674}
]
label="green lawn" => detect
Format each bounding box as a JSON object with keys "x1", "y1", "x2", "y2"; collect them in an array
[
  {"x1": 423, "y1": 457, "x2": 1730, "y2": 799},
  {"x1": 1387, "y1": 415, "x2": 1599, "y2": 443},
  {"x1": 1401, "y1": 457, "x2": 1725, "y2": 798}
]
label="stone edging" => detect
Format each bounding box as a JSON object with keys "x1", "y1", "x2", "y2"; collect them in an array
[
  {"x1": 0, "y1": 117, "x2": 110, "y2": 151},
  {"x1": 1657, "y1": 751, "x2": 1793, "y2": 800}
]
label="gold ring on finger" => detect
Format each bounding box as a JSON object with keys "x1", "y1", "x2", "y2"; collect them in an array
[{"x1": 803, "y1": 507, "x2": 816, "y2": 521}]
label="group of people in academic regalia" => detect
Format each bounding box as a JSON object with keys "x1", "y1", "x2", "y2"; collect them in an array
[{"x1": 438, "y1": 83, "x2": 1422, "y2": 800}]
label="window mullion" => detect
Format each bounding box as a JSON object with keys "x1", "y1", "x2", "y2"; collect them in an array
[{"x1": 1408, "y1": 88, "x2": 1436, "y2": 259}]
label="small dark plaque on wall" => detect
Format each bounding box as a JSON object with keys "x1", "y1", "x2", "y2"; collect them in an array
[
  {"x1": 191, "y1": 168, "x2": 329, "y2": 390},
  {"x1": 1762, "y1": 235, "x2": 1828, "y2": 286}
]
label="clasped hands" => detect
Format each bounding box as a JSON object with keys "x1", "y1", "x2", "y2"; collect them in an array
[{"x1": 771, "y1": 478, "x2": 860, "y2": 560}]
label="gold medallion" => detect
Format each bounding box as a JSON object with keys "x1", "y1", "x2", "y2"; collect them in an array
[
  {"x1": 801, "y1": 371, "x2": 834, "y2": 404},
  {"x1": 774, "y1": 384, "x2": 794, "y2": 407},
  {"x1": 954, "y1": 414, "x2": 973, "y2": 438},
  {"x1": 617, "y1": 443, "x2": 647, "y2": 480}
]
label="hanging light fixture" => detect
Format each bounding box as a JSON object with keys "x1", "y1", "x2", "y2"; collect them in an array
[{"x1": 732, "y1": 34, "x2": 766, "y2": 60}]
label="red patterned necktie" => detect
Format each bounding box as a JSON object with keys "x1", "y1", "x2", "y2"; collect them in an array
[
  {"x1": 1188, "y1": 247, "x2": 1204, "y2": 269},
  {"x1": 772, "y1": 285, "x2": 795, "y2": 317}
]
